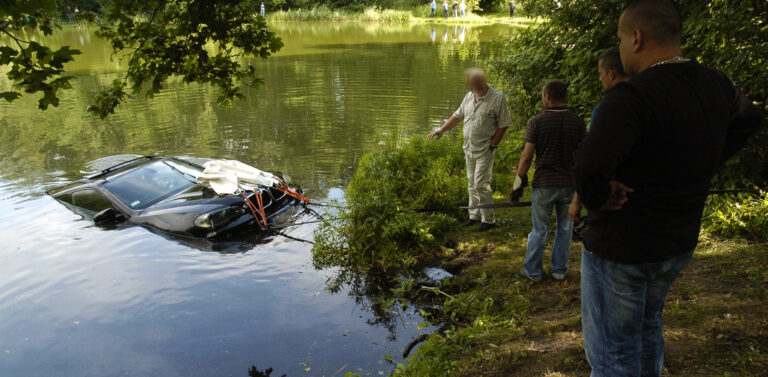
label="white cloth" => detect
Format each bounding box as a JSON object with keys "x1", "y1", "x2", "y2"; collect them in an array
[{"x1": 196, "y1": 160, "x2": 278, "y2": 195}]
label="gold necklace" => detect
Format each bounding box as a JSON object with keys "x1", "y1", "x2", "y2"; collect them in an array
[{"x1": 650, "y1": 56, "x2": 690, "y2": 68}]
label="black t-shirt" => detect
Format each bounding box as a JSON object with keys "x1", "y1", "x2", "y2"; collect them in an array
[
  {"x1": 574, "y1": 60, "x2": 765, "y2": 264},
  {"x1": 525, "y1": 107, "x2": 586, "y2": 188}
]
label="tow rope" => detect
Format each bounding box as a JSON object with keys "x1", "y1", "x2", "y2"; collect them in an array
[
  {"x1": 274, "y1": 177, "x2": 310, "y2": 204},
  {"x1": 241, "y1": 191, "x2": 268, "y2": 229},
  {"x1": 239, "y1": 179, "x2": 311, "y2": 231}
]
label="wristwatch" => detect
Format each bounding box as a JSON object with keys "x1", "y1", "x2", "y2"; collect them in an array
[{"x1": 489, "y1": 144, "x2": 497, "y2": 151}]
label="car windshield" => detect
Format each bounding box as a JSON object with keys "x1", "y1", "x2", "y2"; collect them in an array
[{"x1": 102, "y1": 160, "x2": 198, "y2": 210}]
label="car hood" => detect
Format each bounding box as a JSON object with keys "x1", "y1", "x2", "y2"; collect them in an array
[{"x1": 130, "y1": 184, "x2": 245, "y2": 236}]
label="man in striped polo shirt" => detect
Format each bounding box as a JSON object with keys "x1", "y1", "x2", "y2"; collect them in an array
[{"x1": 509, "y1": 79, "x2": 586, "y2": 281}]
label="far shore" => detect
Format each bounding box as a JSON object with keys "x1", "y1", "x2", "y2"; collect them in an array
[{"x1": 264, "y1": 7, "x2": 538, "y2": 26}]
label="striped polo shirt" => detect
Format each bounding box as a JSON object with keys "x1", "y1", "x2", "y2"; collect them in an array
[{"x1": 524, "y1": 107, "x2": 586, "y2": 188}]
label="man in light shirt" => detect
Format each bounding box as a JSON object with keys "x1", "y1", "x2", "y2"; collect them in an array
[{"x1": 428, "y1": 68, "x2": 512, "y2": 231}]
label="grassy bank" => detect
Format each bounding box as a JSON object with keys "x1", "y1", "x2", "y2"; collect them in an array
[
  {"x1": 392, "y1": 218, "x2": 768, "y2": 376},
  {"x1": 266, "y1": 6, "x2": 536, "y2": 26}
]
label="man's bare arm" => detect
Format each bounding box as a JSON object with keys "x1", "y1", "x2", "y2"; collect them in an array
[
  {"x1": 428, "y1": 116, "x2": 461, "y2": 140},
  {"x1": 568, "y1": 193, "x2": 581, "y2": 222},
  {"x1": 490, "y1": 127, "x2": 508, "y2": 147},
  {"x1": 516, "y1": 142, "x2": 535, "y2": 176}
]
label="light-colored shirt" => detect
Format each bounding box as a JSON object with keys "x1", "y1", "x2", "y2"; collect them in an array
[
  {"x1": 459, "y1": 2, "x2": 466, "y2": 10},
  {"x1": 452, "y1": 86, "x2": 512, "y2": 157}
]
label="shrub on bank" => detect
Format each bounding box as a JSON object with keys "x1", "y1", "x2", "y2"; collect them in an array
[
  {"x1": 312, "y1": 134, "x2": 468, "y2": 274},
  {"x1": 312, "y1": 130, "x2": 523, "y2": 275}
]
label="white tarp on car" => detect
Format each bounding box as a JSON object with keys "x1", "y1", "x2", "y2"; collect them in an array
[{"x1": 196, "y1": 160, "x2": 279, "y2": 194}]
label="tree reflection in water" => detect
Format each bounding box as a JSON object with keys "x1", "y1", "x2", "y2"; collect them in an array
[
  {"x1": 324, "y1": 265, "x2": 449, "y2": 342},
  {"x1": 248, "y1": 366, "x2": 287, "y2": 377}
]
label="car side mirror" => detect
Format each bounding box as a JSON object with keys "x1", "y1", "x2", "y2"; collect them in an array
[{"x1": 94, "y1": 207, "x2": 123, "y2": 225}]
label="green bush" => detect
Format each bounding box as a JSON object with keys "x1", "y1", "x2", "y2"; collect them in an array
[
  {"x1": 490, "y1": 0, "x2": 768, "y2": 187},
  {"x1": 312, "y1": 134, "x2": 468, "y2": 274},
  {"x1": 312, "y1": 130, "x2": 523, "y2": 274},
  {"x1": 704, "y1": 191, "x2": 768, "y2": 241}
]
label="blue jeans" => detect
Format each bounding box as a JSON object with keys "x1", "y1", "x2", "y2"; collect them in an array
[
  {"x1": 581, "y1": 248, "x2": 693, "y2": 377},
  {"x1": 522, "y1": 187, "x2": 574, "y2": 278}
]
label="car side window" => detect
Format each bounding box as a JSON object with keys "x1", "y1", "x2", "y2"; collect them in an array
[{"x1": 71, "y1": 189, "x2": 113, "y2": 213}]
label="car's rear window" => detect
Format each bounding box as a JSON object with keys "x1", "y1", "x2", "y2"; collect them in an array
[{"x1": 103, "y1": 161, "x2": 197, "y2": 210}]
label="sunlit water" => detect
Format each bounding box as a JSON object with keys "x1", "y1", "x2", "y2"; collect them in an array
[{"x1": 0, "y1": 22, "x2": 514, "y2": 376}]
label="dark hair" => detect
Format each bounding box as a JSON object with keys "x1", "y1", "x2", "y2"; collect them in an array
[
  {"x1": 623, "y1": 0, "x2": 682, "y2": 44},
  {"x1": 543, "y1": 79, "x2": 567, "y2": 103},
  {"x1": 598, "y1": 47, "x2": 627, "y2": 77}
]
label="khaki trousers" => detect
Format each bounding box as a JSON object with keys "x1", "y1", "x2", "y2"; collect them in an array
[{"x1": 465, "y1": 149, "x2": 495, "y2": 224}]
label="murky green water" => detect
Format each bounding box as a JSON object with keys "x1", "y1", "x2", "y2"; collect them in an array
[{"x1": 0, "y1": 22, "x2": 513, "y2": 376}]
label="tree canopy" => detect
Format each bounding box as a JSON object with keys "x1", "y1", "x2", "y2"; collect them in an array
[
  {"x1": 491, "y1": 0, "x2": 768, "y2": 187},
  {"x1": 0, "y1": 0, "x2": 283, "y2": 118}
]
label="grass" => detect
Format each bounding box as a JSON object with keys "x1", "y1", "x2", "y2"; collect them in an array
[{"x1": 392, "y1": 205, "x2": 768, "y2": 376}]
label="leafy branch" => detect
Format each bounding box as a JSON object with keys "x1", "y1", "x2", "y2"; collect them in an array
[{"x1": 1, "y1": 0, "x2": 283, "y2": 118}]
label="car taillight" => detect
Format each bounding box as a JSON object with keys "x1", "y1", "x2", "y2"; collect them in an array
[{"x1": 194, "y1": 207, "x2": 244, "y2": 229}]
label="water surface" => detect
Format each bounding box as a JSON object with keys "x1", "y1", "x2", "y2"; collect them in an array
[{"x1": 0, "y1": 21, "x2": 513, "y2": 376}]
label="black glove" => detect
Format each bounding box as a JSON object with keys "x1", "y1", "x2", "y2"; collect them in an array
[{"x1": 509, "y1": 174, "x2": 528, "y2": 203}]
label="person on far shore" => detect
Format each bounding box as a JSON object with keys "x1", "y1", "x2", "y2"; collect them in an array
[
  {"x1": 66, "y1": 6, "x2": 73, "y2": 23},
  {"x1": 459, "y1": 0, "x2": 467, "y2": 18},
  {"x1": 452, "y1": 1, "x2": 458, "y2": 18},
  {"x1": 430, "y1": 0, "x2": 437, "y2": 17},
  {"x1": 568, "y1": 46, "x2": 629, "y2": 223},
  {"x1": 509, "y1": 79, "x2": 586, "y2": 282},
  {"x1": 509, "y1": 0, "x2": 516, "y2": 17},
  {"x1": 428, "y1": 68, "x2": 512, "y2": 232},
  {"x1": 574, "y1": 1, "x2": 765, "y2": 375},
  {"x1": 443, "y1": 0, "x2": 449, "y2": 17},
  {"x1": 260, "y1": 2, "x2": 266, "y2": 17}
]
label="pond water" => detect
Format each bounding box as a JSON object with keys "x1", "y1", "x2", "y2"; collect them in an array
[{"x1": 0, "y1": 22, "x2": 513, "y2": 376}]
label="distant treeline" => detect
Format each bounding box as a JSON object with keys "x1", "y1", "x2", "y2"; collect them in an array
[{"x1": 55, "y1": 0, "x2": 523, "y2": 16}]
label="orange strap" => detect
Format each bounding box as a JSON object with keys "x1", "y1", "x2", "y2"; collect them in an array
[
  {"x1": 240, "y1": 191, "x2": 268, "y2": 229},
  {"x1": 273, "y1": 177, "x2": 310, "y2": 204}
]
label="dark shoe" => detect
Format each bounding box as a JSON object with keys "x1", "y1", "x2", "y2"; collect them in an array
[
  {"x1": 476, "y1": 222, "x2": 496, "y2": 232},
  {"x1": 462, "y1": 219, "x2": 479, "y2": 227}
]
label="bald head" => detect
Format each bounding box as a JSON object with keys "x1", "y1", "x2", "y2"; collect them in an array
[
  {"x1": 620, "y1": 0, "x2": 682, "y2": 45},
  {"x1": 465, "y1": 67, "x2": 488, "y2": 93},
  {"x1": 617, "y1": 0, "x2": 684, "y2": 75}
]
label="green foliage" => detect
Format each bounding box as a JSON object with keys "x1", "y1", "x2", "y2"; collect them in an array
[
  {"x1": 704, "y1": 191, "x2": 768, "y2": 241},
  {"x1": 90, "y1": 0, "x2": 283, "y2": 117},
  {"x1": 311, "y1": 124, "x2": 524, "y2": 283},
  {"x1": 312, "y1": 129, "x2": 523, "y2": 277},
  {"x1": 312, "y1": 134, "x2": 467, "y2": 275},
  {"x1": 490, "y1": 0, "x2": 768, "y2": 186},
  {"x1": 394, "y1": 314, "x2": 525, "y2": 376},
  {"x1": 1, "y1": 0, "x2": 283, "y2": 117},
  {"x1": 0, "y1": 1, "x2": 82, "y2": 110}
]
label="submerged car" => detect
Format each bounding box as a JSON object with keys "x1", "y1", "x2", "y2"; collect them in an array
[{"x1": 48, "y1": 156, "x2": 304, "y2": 245}]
